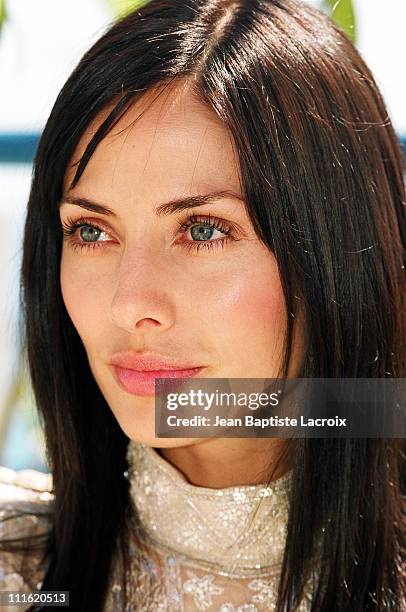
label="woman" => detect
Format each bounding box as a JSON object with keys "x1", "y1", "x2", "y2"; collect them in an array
[{"x1": 1, "y1": 0, "x2": 405, "y2": 610}]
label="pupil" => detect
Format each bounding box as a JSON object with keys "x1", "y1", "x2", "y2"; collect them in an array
[
  {"x1": 191, "y1": 226, "x2": 214, "y2": 241},
  {"x1": 81, "y1": 226, "x2": 100, "y2": 242}
]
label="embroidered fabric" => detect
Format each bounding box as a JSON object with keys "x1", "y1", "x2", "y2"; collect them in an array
[
  {"x1": 0, "y1": 467, "x2": 54, "y2": 611},
  {"x1": 104, "y1": 440, "x2": 314, "y2": 610},
  {"x1": 0, "y1": 442, "x2": 315, "y2": 611}
]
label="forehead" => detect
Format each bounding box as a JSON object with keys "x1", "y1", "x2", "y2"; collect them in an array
[{"x1": 63, "y1": 79, "x2": 242, "y2": 199}]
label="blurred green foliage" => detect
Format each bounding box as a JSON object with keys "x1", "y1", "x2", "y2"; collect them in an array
[
  {"x1": 323, "y1": 0, "x2": 356, "y2": 43},
  {"x1": 107, "y1": 0, "x2": 150, "y2": 18},
  {"x1": 0, "y1": 0, "x2": 6, "y2": 32}
]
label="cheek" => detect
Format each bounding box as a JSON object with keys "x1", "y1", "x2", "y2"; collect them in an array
[
  {"x1": 200, "y1": 260, "x2": 286, "y2": 345},
  {"x1": 199, "y1": 261, "x2": 287, "y2": 378},
  {"x1": 60, "y1": 251, "x2": 108, "y2": 344}
]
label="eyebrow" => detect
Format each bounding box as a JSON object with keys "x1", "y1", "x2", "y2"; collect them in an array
[{"x1": 59, "y1": 190, "x2": 244, "y2": 218}]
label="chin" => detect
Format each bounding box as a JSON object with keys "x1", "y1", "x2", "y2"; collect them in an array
[{"x1": 128, "y1": 433, "x2": 201, "y2": 449}]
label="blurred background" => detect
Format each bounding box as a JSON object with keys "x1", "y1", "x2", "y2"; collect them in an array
[{"x1": 0, "y1": 0, "x2": 405, "y2": 473}]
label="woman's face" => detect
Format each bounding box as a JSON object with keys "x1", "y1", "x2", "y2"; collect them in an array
[{"x1": 60, "y1": 80, "x2": 306, "y2": 447}]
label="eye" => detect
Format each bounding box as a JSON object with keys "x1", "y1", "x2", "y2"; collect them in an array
[
  {"x1": 175, "y1": 212, "x2": 238, "y2": 253},
  {"x1": 190, "y1": 224, "x2": 221, "y2": 241},
  {"x1": 61, "y1": 216, "x2": 113, "y2": 252},
  {"x1": 60, "y1": 212, "x2": 240, "y2": 254},
  {"x1": 78, "y1": 225, "x2": 104, "y2": 243}
]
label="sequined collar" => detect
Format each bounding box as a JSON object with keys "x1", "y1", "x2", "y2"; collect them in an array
[{"x1": 126, "y1": 440, "x2": 292, "y2": 577}]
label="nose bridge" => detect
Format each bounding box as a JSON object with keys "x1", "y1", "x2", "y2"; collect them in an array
[{"x1": 109, "y1": 243, "x2": 173, "y2": 332}]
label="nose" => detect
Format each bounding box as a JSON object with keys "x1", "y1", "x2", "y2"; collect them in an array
[{"x1": 109, "y1": 250, "x2": 175, "y2": 334}]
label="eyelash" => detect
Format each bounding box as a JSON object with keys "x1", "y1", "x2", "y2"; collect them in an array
[{"x1": 60, "y1": 212, "x2": 236, "y2": 254}]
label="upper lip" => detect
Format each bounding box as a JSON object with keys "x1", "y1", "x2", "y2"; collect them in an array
[{"x1": 109, "y1": 351, "x2": 204, "y2": 372}]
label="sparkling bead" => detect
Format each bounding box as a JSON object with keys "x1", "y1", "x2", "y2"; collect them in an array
[{"x1": 233, "y1": 490, "x2": 246, "y2": 501}]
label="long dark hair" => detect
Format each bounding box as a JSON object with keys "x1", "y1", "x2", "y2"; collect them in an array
[{"x1": 1, "y1": 0, "x2": 405, "y2": 609}]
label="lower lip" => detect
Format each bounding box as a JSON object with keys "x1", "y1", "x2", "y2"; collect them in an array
[{"x1": 112, "y1": 365, "x2": 204, "y2": 396}]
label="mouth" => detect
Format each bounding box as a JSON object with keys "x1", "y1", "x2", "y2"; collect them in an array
[{"x1": 111, "y1": 365, "x2": 205, "y2": 397}]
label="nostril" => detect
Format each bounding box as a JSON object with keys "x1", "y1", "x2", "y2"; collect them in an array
[{"x1": 135, "y1": 317, "x2": 161, "y2": 328}]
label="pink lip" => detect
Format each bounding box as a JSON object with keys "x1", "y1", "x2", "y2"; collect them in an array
[
  {"x1": 112, "y1": 365, "x2": 204, "y2": 396},
  {"x1": 109, "y1": 351, "x2": 205, "y2": 397}
]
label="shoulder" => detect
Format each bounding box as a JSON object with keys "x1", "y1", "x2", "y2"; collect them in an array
[{"x1": 0, "y1": 465, "x2": 54, "y2": 594}]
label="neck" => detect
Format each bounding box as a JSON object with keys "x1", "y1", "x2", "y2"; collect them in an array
[{"x1": 158, "y1": 438, "x2": 292, "y2": 488}]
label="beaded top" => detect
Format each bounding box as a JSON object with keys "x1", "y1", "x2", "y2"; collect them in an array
[
  {"x1": 104, "y1": 440, "x2": 314, "y2": 610},
  {"x1": 126, "y1": 440, "x2": 292, "y2": 577},
  {"x1": 0, "y1": 443, "x2": 314, "y2": 610}
]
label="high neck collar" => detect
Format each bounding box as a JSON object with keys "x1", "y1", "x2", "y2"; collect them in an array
[{"x1": 126, "y1": 439, "x2": 292, "y2": 577}]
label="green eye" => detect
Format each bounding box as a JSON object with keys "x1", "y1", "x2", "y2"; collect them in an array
[
  {"x1": 190, "y1": 226, "x2": 216, "y2": 241},
  {"x1": 80, "y1": 226, "x2": 102, "y2": 243}
]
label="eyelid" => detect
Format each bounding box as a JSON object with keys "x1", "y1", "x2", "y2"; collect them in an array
[
  {"x1": 174, "y1": 209, "x2": 247, "y2": 239},
  {"x1": 60, "y1": 213, "x2": 110, "y2": 229},
  {"x1": 60, "y1": 214, "x2": 116, "y2": 238},
  {"x1": 175, "y1": 212, "x2": 229, "y2": 236},
  {"x1": 61, "y1": 212, "x2": 239, "y2": 237}
]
